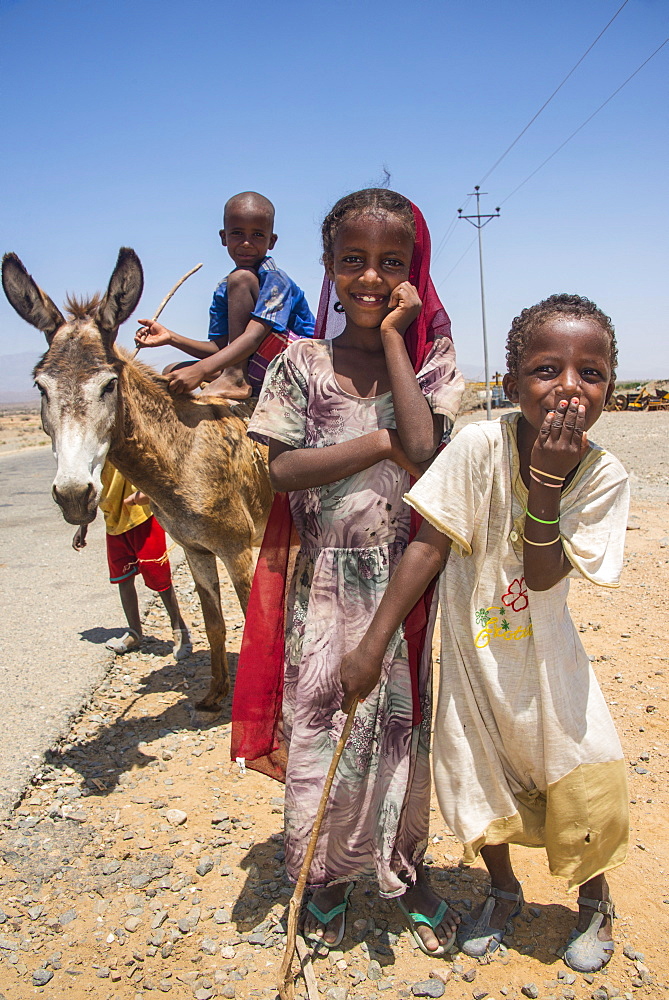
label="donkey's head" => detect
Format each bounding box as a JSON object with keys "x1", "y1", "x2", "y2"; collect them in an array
[{"x1": 2, "y1": 249, "x2": 143, "y2": 524}]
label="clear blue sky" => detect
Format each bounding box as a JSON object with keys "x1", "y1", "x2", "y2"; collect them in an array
[{"x1": 1, "y1": 0, "x2": 667, "y2": 379}]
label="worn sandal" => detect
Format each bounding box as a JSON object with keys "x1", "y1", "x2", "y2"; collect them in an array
[
  {"x1": 305, "y1": 882, "x2": 354, "y2": 950},
  {"x1": 563, "y1": 897, "x2": 615, "y2": 972},
  {"x1": 457, "y1": 884, "x2": 524, "y2": 957},
  {"x1": 106, "y1": 629, "x2": 142, "y2": 654},
  {"x1": 172, "y1": 628, "x2": 192, "y2": 661},
  {"x1": 397, "y1": 896, "x2": 458, "y2": 956}
]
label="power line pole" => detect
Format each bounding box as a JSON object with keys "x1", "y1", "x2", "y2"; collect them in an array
[{"x1": 459, "y1": 187, "x2": 500, "y2": 420}]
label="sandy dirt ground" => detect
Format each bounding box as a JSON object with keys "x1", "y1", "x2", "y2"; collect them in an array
[
  {"x1": 0, "y1": 406, "x2": 50, "y2": 455},
  {"x1": 0, "y1": 411, "x2": 667, "y2": 1000}
]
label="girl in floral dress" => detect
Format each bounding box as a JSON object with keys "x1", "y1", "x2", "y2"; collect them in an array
[
  {"x1": 341, "y1": 294, "x2": 629, "y2": 972},
  {"x1": 231, "y1": 188, "x2": 464, "y2": 953}
]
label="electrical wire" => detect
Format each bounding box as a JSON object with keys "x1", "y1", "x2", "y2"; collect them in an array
[
  {"x1": 436, "y1": 34, "x2": 668, "y2": 287},
  {"x1": 437, "y1": 234, "x2": 479, "y2": 290},
  {"x1": 433, "y1": 194, "x2": 473, "y2": 264},
  {"x1": 478, "y1": 0, "x2": 631, "y2": 186},
  {"x1": 431, "y1": 0, "x2": 630, "y2": 261},
  {"x1": 500, "y1": 36, "x2": 669, "y2": 206}
]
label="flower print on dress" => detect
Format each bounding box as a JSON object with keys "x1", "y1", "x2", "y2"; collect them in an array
[{"x1": 501, "y1": 577, "x2": 528, "y2": 613}]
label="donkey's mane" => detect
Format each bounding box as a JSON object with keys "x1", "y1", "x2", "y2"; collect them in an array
[{"x1": 64, "y1": 292, "x2": 102, "y2": 319}]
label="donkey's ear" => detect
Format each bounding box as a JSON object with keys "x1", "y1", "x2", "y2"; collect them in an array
[
  {"x1": 97, "y1": 248, "x2": 144, "y2": 341},
  {"x1": 2, "y1": 253, "x2": 65, "y2": 343}
]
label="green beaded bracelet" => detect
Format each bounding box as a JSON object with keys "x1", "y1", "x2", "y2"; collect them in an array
[{"x1": 525, "y1": 508, "x2": 560, "y2": 525}]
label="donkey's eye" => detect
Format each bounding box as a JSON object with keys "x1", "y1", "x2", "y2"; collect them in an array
[
  {"x1": 35, "y1": 383, "x2": 47, "y2": 399},
  {"x1": 101, "y1": 379, "x2": 117, "y2": 396}
]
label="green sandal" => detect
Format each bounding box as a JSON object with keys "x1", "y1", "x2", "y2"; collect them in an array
[
  {"x1": 305, "y1": 882, "x2": 354, "y2": 950},
  {"x1": 397, "y1": 896, "x2": 457, "y2": 956}
]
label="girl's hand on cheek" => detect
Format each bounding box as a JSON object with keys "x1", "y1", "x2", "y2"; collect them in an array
[
  {"x1": 381, "y1": 282, "x2": 421, "y2": 338},
  {"x1": 341, "y1": 645, "x2": 383, "y2": 712},
  {"x1": 531, "y1": 396, "x2": 589, "y2": 479}
]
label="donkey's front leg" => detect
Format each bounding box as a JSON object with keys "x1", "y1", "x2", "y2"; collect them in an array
[
  {"x1": 220, "y1": 541, "x2": 254, "y2": 615},
  {"x1": 183, "y1": 547, "x2": 228, "y2": 711}
]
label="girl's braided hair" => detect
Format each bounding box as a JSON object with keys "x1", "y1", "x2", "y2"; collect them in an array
[
  {"x1": 322, "y1": 188, "x2": 416, "y2": 259},
  {"x1": 506, "y1": 293, "x2": 618, "y2": 379}
]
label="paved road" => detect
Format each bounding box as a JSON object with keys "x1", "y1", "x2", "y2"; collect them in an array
[{"x1": 0, "y1": 448, "x2": 160, "y2": 819}]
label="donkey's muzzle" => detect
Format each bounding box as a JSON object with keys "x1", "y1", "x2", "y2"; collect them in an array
[{"x1": 52, "y1": 481, "x2": 98, "y2": 525}]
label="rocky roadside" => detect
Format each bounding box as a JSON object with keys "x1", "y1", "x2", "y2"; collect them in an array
[{"x1": 0, "y1": 500, "x2": 667, "y2": 1000}]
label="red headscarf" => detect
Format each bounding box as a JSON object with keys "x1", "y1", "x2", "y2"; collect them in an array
[{"x1": 231, "y1": 202, "x2": 451, "y2": 781}]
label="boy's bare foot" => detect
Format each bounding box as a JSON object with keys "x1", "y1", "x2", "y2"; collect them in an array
[
  {"x1": 200, "y1": 368, "x2": 253, "y2": 400},
  {"x1": 400, "y1": 869, "x2": 460, "y2": 953}
]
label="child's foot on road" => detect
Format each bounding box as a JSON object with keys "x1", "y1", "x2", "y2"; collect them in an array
[
  {"x1": 200, "y1": 368, "x2": 253, "y2": 400},
  {"x1": 401, "y1": 874, "x2": 460, "y2": 953},
  {"x1": 106, "y1": 629, "x2": 142, "y2": 654}
]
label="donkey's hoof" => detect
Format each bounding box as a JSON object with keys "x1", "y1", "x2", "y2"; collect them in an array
[
  {"x1": 194, "y1": 698, "x2": 223, "y2": 713},
  {"x1": 194, "y1": 682, "x2": 229, "y2": 713},
  {"x1": 190, "y1": 706, "x2": 223, "y2": 727}
]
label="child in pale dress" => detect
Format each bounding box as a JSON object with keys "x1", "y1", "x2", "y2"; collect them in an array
[
  {"x1": 342, "y1": 294, "x2": 629, "y2": 972},
  {"x1": 231, "y1": 188, "x2": 465, "y2": 954}
]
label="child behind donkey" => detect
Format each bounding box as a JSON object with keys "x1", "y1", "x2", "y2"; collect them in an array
[
  {"x1": 134, "y1": 191, "x2": 315, "y2": 399},
  {"x1": 73, "y1": 461, "x2": 190, "y2": 659},
  {"x1": 342, "y1": 294, "x2": 629, "y2": 972},
  {"x1": 231, "y1": 188, "x2": 465, "y2": 954}
]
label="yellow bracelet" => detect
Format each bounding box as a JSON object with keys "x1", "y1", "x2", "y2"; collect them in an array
[
  {"x1": 529, "y1": 471, "x2": 562, "y2": 488},
  {"x1": 522, "y1": 534, "x2": 561, "y2": 546},
  {"x1": 529, "y1": 465, "x2": 565, "y2": 482}
]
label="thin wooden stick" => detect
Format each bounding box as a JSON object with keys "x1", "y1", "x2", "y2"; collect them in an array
[
  {"x1": 295, "y1": 935, "x2": 320, "y2": 1000},
  {"x1": 278, "y1": 699, "x2": 359, "y2": 1000},
  {"x1": 130, "y1": 262, "x2": 203, "y2": 360}
]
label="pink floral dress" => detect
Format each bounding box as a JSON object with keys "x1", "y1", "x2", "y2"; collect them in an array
[{"x1": 248, "y1": 336, "x2": 463, "y2": 894}]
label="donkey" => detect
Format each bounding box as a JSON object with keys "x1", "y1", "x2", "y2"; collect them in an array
[{"x1": 2, "y1": 248, "x2": 273, "y2": 711}]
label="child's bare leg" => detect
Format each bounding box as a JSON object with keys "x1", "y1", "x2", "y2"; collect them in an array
[
  {"x1": 107, "y1": 576, "x2": 143, "y2": 653},
  {"x1": 476, "y1": 844, "x2": 522, "y2": 926},
  {"x1": 563, "y1": 871, "x2": 615, "y2": 972},
  {"x1": 158, "y1": 585, "x2": 187, "y2": 631},
  {"x1": 207, "y1": 269, "x2": 259, "y2": 399},
  {"x1": 400, "y1": 862, "x2": 460, "y2": 953},
  {"x1": 118, "y1": 576, "x2": 142, "y2": 636},
  {"x1": 456, "y1": 843, "x2": 522, "y2": 957},
  {"x1": 162, "y1": 360, "x2": 199, "y2": 377}
]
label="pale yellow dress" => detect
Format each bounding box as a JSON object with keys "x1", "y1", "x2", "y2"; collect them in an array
[{"x1": 405, "y1": 412, "x2": 629, "y2": 890}]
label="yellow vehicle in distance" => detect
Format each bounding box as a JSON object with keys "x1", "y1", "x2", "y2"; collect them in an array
[{"x1": 607, "y1": 380, "x2": 669, "y2": 411}]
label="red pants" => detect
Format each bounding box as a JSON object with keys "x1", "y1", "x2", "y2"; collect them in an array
[{"x1": 106, "y1": 516, "x2": 172, "y2": 592}]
